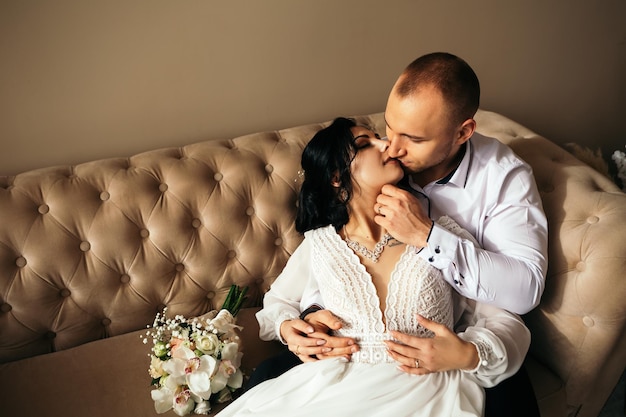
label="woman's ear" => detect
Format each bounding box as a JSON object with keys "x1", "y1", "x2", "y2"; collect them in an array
[{"x1": 331, "y1": 172, "x2": 341, "y2": 188}]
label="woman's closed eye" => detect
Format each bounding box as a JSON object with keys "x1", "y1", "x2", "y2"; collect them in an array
[{"x1": 354, "y1": 133, "x2": 382, "y2": 148}]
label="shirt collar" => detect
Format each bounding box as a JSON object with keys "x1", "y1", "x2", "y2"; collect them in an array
[
  {"x1": 407, "y1": 139, "x2": 472, "y2": 191},
  {"x1": 436, "y1": 141, "x2": 470, "y2": 187}
]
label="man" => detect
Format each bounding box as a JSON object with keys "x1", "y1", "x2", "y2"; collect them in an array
[{"x1": 252, "y1": 52, "x2": 548, "y2": 417}]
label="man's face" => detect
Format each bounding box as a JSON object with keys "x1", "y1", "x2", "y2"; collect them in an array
[{"x1": 384, "y1": 84, "x2": 461, "y2": 181}]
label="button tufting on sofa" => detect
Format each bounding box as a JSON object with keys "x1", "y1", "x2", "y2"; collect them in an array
[
  {"x1": 582, "y1": 316, "x2": 595, "y2": 327},
  {"x1": 586, "y1": 216, "x2": 599, "y2": 224}
]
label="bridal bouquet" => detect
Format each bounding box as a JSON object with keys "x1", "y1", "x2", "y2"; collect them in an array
[{"x1": 144, "y1": 285, "x2": 248, "y2": 415}]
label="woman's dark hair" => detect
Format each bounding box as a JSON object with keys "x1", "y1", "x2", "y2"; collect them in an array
[{"x1": 295, "y1": 117, "x2": 358, "y2": 234}]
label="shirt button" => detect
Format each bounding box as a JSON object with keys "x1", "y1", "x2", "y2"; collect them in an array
[
  {"x1": 434, "y1": 246, "x2": 441, "y2": 254},
  {"x1": 428, "y1": 257, "x2": 434, "y2": 262}
]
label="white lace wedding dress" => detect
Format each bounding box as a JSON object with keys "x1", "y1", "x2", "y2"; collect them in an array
[{"x1": 217, "y1": 221, "x2": 501, "y2": 417}]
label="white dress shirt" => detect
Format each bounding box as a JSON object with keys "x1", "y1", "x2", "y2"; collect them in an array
[{"x1": 411, "y1": 133, "x2": 548, "y2": 314}]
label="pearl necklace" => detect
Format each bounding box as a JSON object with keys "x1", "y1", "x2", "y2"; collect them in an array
[{"x1": 343, "y1": 227, "x2": 393, "y2": 263}]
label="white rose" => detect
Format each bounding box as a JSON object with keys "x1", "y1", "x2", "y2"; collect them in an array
[{"x1": 196, "y1": 334, "x2": 220, "y2": 355}]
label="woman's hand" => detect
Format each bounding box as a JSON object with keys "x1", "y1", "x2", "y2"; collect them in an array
[
  {"x1": 384, "y1": 314, "x2": 479, "y2": 375},
  {"x1": 280, "y1": 310, "x2": 359, "y2": 362}
]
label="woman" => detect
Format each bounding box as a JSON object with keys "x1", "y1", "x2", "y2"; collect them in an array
[{"x1": 217, "y1": 117, "x2": 529, "y2": 416}]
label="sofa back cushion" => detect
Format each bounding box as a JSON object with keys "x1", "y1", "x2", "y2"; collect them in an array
[{"x1": 0, "y1": 116, "x2": 384, "y2": 363}]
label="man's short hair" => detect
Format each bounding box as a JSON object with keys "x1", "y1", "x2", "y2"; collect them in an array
[{"x1": 395, "y1": 52, "x2": 480, "y2": 124}]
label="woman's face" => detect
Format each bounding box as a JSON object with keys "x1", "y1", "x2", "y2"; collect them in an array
[{"x1": 349, "y1": 125, "x2": 404, "y2": 193}]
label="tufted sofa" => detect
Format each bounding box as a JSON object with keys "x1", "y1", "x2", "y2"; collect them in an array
[{"x1": 0, "y1": 110, "x2": 624, "y2": 417}]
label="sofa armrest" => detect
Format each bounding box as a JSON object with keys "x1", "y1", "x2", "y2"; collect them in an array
[{"x1": 474, "y1": 110, "x2": 626, "y2": 417}]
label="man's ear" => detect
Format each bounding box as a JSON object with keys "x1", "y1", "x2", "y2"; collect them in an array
[{"x1": 456, "y1": 118, "x2": 476, "y2": 146}]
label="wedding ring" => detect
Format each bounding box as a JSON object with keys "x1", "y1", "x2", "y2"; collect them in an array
[
  {"x1": 295, "y1": 345, "x2": 300, "y2": 355},
  {"x1": 415, "y1": 359, "x2": 420, "y2": 368}
]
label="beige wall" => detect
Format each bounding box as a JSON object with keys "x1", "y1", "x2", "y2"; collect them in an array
[{"x1": 1, "y1": 0, "x2": 625, "y2": 176}]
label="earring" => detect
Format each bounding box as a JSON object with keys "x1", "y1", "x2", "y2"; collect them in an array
[{"x1": 339, "y1": 188, "x2": 349, "y2": 203}]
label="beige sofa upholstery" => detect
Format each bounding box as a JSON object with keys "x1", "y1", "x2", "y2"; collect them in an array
[{"x1": 0, "y1": 110, "x2": 624, "y2": 417}]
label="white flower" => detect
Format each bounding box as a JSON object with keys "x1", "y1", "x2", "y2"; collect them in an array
[
  {"x1": 172, "y1": 389, "x2": 195, "y2": 416},
  {"x1": 210, "y1": 359, "x2": 243, "y2": 393},
  {"x1": 149, "y1": 355, "x2": 167, "y2": 379},
  {"x1": 162, "y1": 346, "x2": 218, "y2": 400},
  {"x1": 193, "y1": 400, "x2": 212, "y2": 415},
  {"x1": 612, "y1": 148, "x2": 626, "y2": 191},
  {"x1": 151, "y1": 386, "x2": 174, "y2": 414},
  {"x1": 220, "y1": 342, "x2": 241, "y2": 363},
  {"x1": 195, "y1": 333, "x2": 220, "y2": 355},
  {"x1": 227, "y1": 365, "x2": 243, "y2": 389}
]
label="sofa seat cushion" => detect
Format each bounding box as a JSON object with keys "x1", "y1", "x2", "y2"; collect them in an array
[{"x1": 0, "y1": 307, "x2": 283, "y2": 417}]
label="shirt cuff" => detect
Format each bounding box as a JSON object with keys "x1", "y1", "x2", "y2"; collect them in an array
[
  {"x1": 417, "y1": 222, "x2": 457, "y2": 268},
  {"x1": 275, "y1": 311, "x2": 299, "y2": 344},
  {"x1": 462, "y1": 338, "x2": 495, "y2": 374}
]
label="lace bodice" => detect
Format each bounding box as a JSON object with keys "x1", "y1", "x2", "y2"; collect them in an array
[{"x1": 306, "y1": 225, "x2": 454, "y2": 364}]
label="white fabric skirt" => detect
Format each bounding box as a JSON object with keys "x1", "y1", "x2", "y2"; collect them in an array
[{"x1": 217, "y1": 358, "x2": 484, "y2": 417}]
